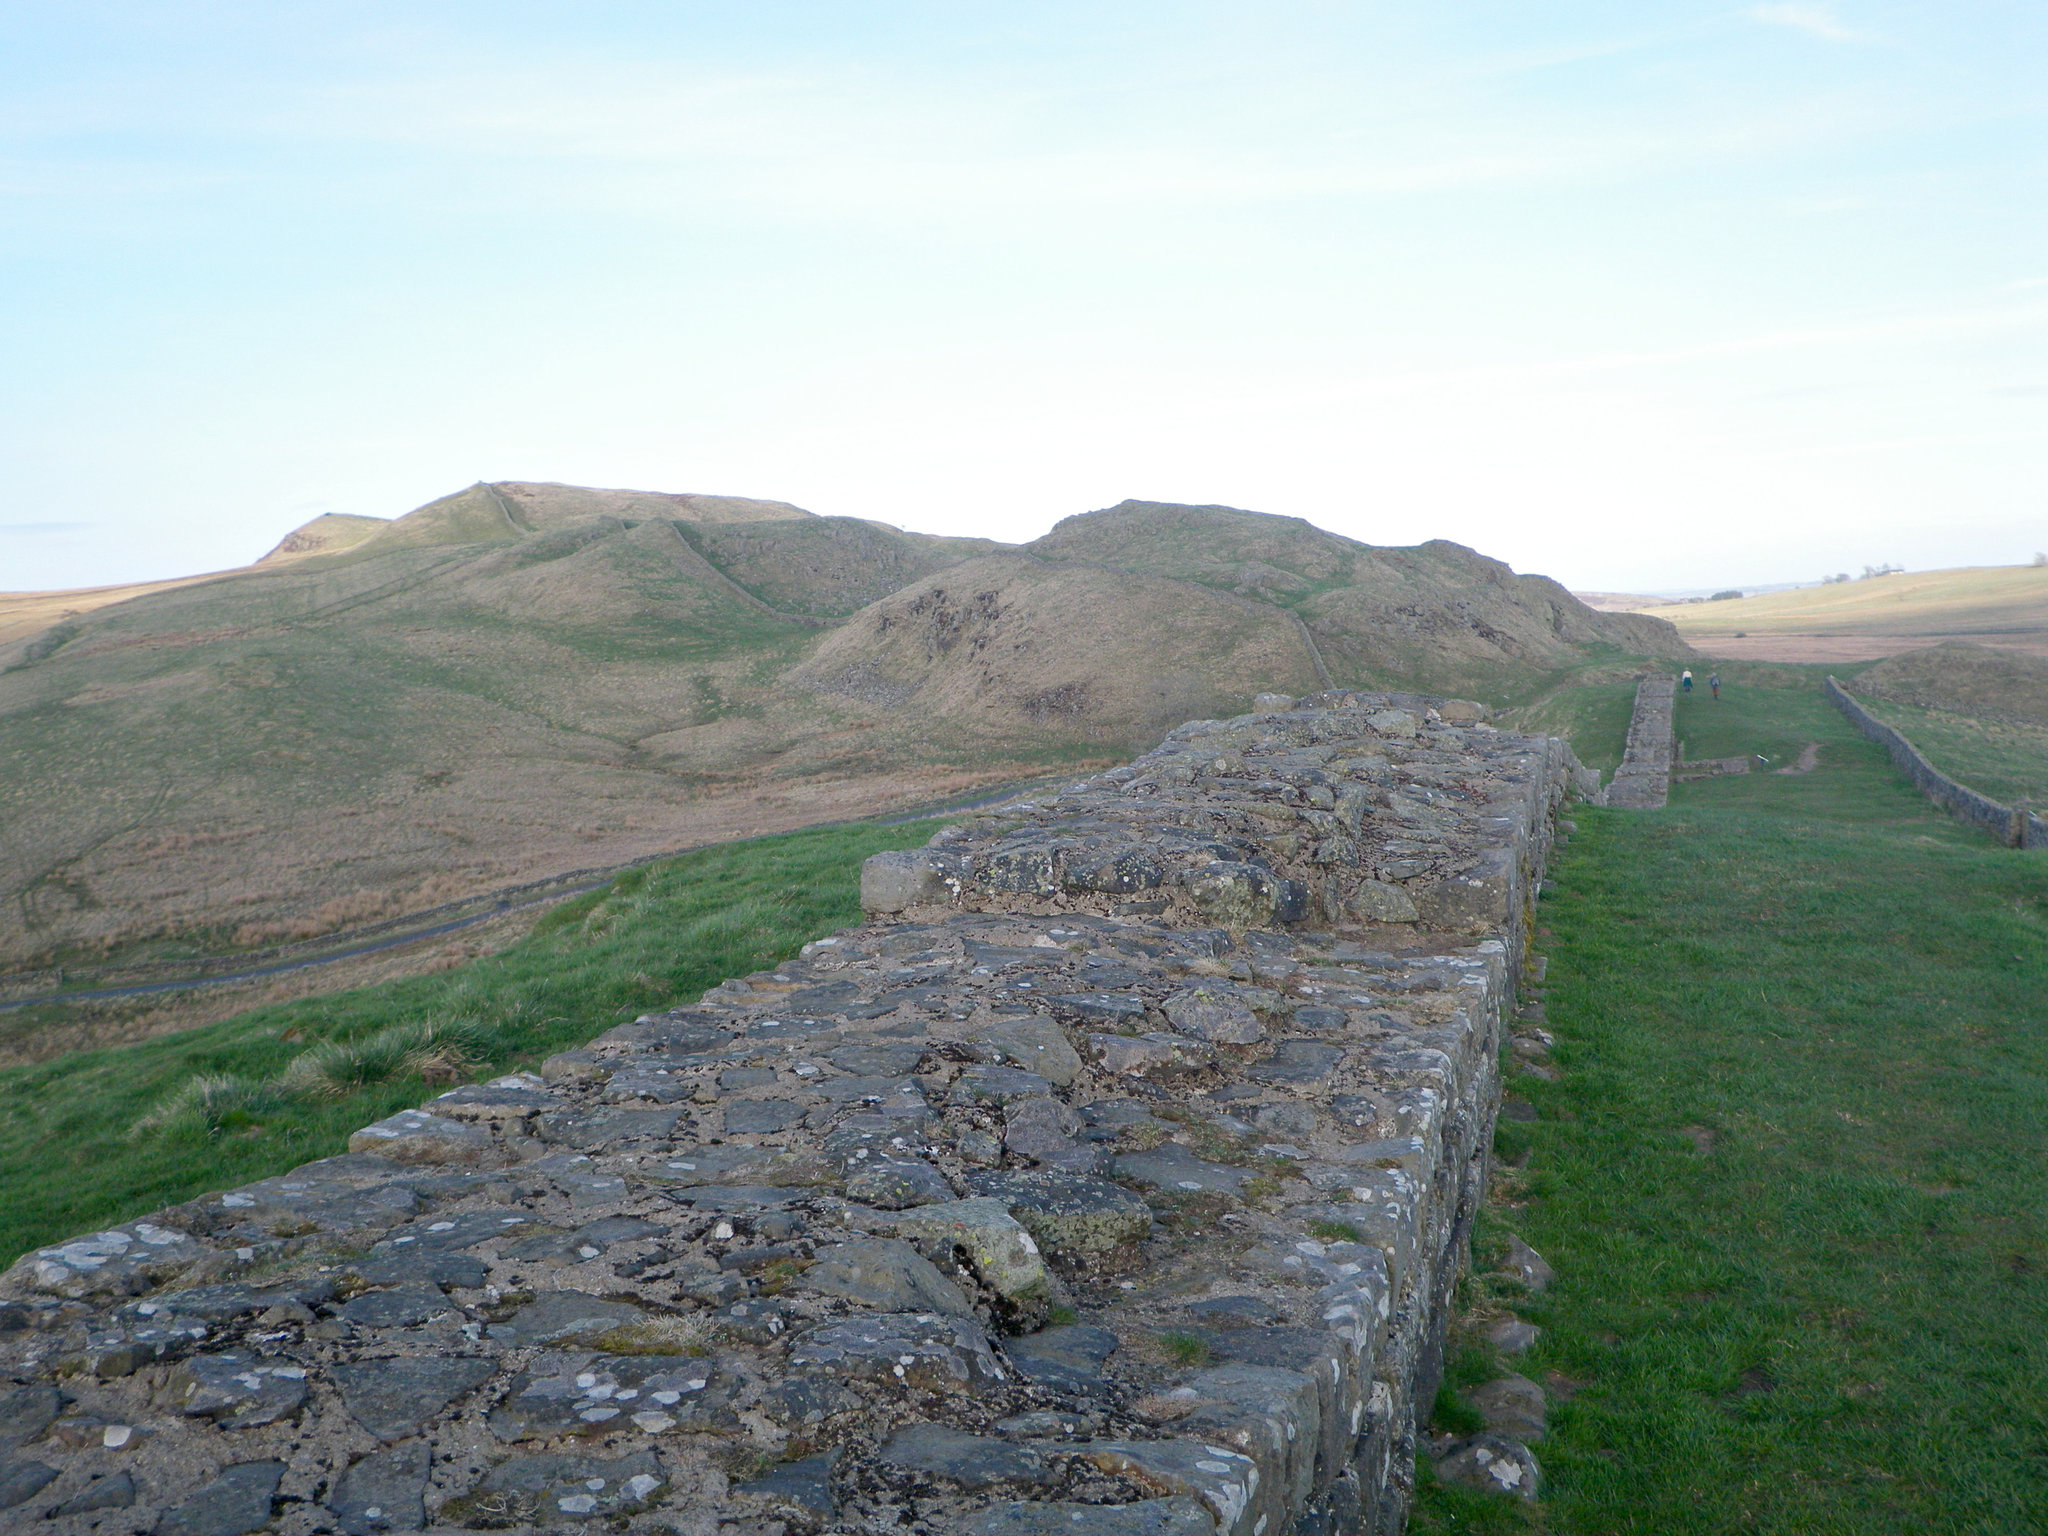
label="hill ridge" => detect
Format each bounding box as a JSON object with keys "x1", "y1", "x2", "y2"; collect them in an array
[{"x1": 0, "y1": 484, "x2": 1686, "y2": 977}]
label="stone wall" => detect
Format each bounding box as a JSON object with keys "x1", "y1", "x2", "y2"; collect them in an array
[
  {"x1": 1604, "y1": 676, "x2": 1675, "y2": 810},
  {"x1": 1825, "y1": 678, "x2": 2048, "y2": 849},
  {"x1": 0, "y1": 692, "x2": 1588, "y2": 1536}
]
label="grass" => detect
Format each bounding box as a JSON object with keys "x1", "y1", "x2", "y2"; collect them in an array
[
  {"x1": 0, "y1": 817, "x2": 938, "y2": 1269},
  {"x1": 1854, "y1": 696, "x2": 2048, "y2": 813},
  {"x1": 1502, "y1": 678, "x2": 1640, "y2": 772},
  {"x1": 1412, "y1": 679, "x2": 2048, "y2": 1534}
]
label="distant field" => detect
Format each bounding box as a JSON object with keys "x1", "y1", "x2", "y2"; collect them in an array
[
  {"x1": 0, "y1": 572, "x2": 231, "y2": 647},
  {"x1": 1641, "y1": 564, "x2": 2048, "y2": 662}
]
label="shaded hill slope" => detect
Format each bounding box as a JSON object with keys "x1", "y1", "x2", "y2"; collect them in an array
[
  {"x1": 0, "y1": 486, "x2": 1683, "y2": 976},
  {"x1": 788, "y1": 551, "x2": 1328, "y2": 746},
  {"x1": 1854, "y1": 641, "x2": 2048, "y2": 727}
]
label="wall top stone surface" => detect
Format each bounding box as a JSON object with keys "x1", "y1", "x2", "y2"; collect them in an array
[{"x1": 0, "y1": 691, "x2": 1583, "y2": 1536}]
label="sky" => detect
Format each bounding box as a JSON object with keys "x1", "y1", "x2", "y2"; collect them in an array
[{"x1": 2, "y1": 1, "x2": 2043, "y2": 595}]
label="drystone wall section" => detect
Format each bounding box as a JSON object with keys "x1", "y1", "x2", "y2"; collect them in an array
[
  {"x1": 1825, "y1": 678, "x2": 2048, "y2": 849},
  {"x1": 0, "y1": 691, "x2": 1587, "y2": 1536},
  {"x1": 1604, "y1": 675, "x2": 1674, "y2": 810}
]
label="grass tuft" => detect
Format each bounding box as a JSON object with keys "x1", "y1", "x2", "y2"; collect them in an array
[{"x1": 129, "y1": 1074, "x2": 295, "y2": 1140}]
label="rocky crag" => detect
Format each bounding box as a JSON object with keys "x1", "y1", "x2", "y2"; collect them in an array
[{"x1": 0, "y1": 692, "x2": 1588, "y2": 1534}]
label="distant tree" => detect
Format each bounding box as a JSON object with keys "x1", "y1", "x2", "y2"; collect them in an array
[
  {"x1": 2034, "y1": 552, "x2": 2047, "y2": 567},
  {"x1": 1859, "y1": 563, "x2": 1902, "y2": 579},
  {"x1": 1709, "y1": 589, "x2": 1743, "y2": 601},
  {"x1": 1822, "y1": 572, "x2": 1850, "y2": 584}
]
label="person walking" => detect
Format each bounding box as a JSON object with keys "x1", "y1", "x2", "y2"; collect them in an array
[
  {"x1": 1709, "y1": 672, "x2": 1721, "y2": 700},
  {"x1": 1681, "y1": 669, "x2": 1693, "y2": 694}
]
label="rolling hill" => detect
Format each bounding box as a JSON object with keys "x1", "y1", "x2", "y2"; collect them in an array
[{"x1": 0, "y1": 483, "x2": 1686, "y2": 978}]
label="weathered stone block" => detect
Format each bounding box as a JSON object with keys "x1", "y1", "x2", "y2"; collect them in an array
[
  {"x1": 845, "y1": 1156, "x2": 955, "y2": 1208},
  {"x1": 1088, "y1": 1032, "x2": 1215, "y2": 1077},
  {"x1": 11, "y1": 1220, "x2": 206, "y2": 1300},
  {"x1": 952, "y1": 1064, "x2": 1055, "y2": 1105},
  {"x1": 1115, "y1": 1142, "x2": 1256, "y2": 1197},
  {"x1": 153, "y1": 1460, "x2": 283, "y2": 1536},
  {"x1": 967, "y1": 1169, "x2": 1154, "y2": 1272},
  {"x1": 1163, "y1": 984, "x2": 1266, "y2": 1044},
  {"x1": 347, "y1": 1109, "x2": 500, "y2": 1166},
  {"x1": 490, "y1": 1353, "x2": 735, "y2": 1440},
  {"x1": 862, "y1": 849, "x2": 968, "y2": 912},
  {"x1": 888, "y1": 1198, "x2": 1052, "y2": 1325},
  {"x1": 51, "y1": 1470, "x2": 135, "y2": 1516},
  {"x1": 1502, "y1": 1234, "x2": 1554, "y2": 1292},
  {"x1": 1349, "y1": 879, "x2": 1418, "y2": 924},
  {"x1": 878, "y1": 1422, "x2": 1056, "y2": 1489},
  {"x1": 799, "y1": 1238, "x2": 974, "y2": 1317},
  {"x1": 1411, "y1": 847, "x2": 1518, "y2": 932},
  {"x1": 1186, "y1": 862, "x2": 1305, "y2": 929},
  {"x1": 1080, "y1": 1441, "x2": 1262, "y2": 1536},
  {"x1": 329, "y1": 1443, "x2": 429, "y2": 1534},
  {"x1": 1435, "y1": 1432, "x2": 1540, "y2": 1500},
  {"x1": 1002, "y1": 1095, "x2": 1105, "y2": 1173},
  {"x1": 488, "y1": 1292, "x2": 646, "y2": 1348},
  {"x1": 1467, "y1": 1373, "x2": 1547, "y2": 1441},
  {"x1": 1002, "y1": 1323, "x2": 1119, "y2": 1394},
  {"x1": 970, "y1": 1017, "x2": 1084, "y2": 1087},
  {"x1": 0, "y1": 1460, "x2": 58, "y2": 1511},
  {"x1": 332, "y1": 1356, "x2": 497, "y2": 1441},
  {"x1": 787, "y1": 1312, "x2": 1008, "y2": 1392},
  {"x1": 468, "y1": 1450, "x2": 666, "y2": 1522},
  {"x1": 167, "y1": 1354, "x2": 308, "y2": 1428}
]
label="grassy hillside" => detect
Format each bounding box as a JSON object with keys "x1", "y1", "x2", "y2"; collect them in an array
[
  {"x1": 1031, "y1": 499, "x2": 1688, "y2": 698},
  {"x1": 1643, "y1": 564, "x2": 2048, "y2": 643},
  {"x1": 0, "y1": 484, "x2": 1687, "y2": 981},
  {"x1": 1418, "y1": 682, "x2": 2048, "y2": 1534},
  {"x1": 1854, "y1": 697, "x2": 2048, "y2": 814},
  {"x1": 1498, "y1": 677, "x2": 1642, "y2": 772},
  {"x1": 1854, "y1": 640, "x2": 2048, "y2": 725},
  {"x1": 0, "y1": 817, "x2": 938, "y2": 1269}
]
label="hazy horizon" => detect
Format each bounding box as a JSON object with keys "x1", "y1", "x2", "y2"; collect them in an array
[{"x1": 4, "y1": 2, "x2": 2043, "y2": 595}]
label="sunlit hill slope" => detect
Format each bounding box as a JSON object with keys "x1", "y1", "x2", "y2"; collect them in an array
[{"x1": 0, "y1": 482, "x2": 1687, "y2": 973}]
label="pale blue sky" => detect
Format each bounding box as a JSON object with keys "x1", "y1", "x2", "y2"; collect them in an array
[{"x1": 2, "y1": 2, "x2": 2043, "y2": 592}]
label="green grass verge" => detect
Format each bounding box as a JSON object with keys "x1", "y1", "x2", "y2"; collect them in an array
[
  {"x1": 0, "y1": 818, "x2": 938, "y2": 1269},
  {"x1": 1855, "y1": 695, "x2": 2048, "y2": 814},
  {"x1": 1502, "y1": 679, "x2": 1640, "y2": 773},
  {"x1": 1413, "y1": 681, "x2": 2048, "y2": 1533}
]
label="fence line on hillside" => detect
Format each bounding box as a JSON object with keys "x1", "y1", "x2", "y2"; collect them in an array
[{"x1": 1823, "y1": 677, "x2": 2048, "y2": 849}]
